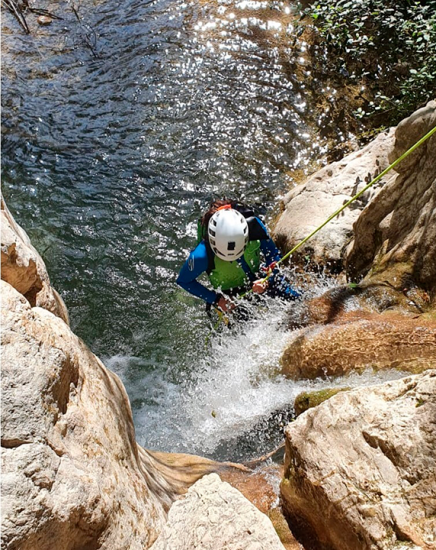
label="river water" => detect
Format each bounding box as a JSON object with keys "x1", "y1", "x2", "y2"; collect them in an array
[{"x1": 2, "y1": 0, "x2": 402, "y2": 461}]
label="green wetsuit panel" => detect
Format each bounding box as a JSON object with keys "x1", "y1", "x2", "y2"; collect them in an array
[{"x1": 209, "y1": 240, "x2": 261, "y2": 290}]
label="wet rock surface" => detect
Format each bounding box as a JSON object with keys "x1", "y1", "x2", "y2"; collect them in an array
[
  {"x1": 281, "y1": 370, "x2": 436, "y2": 550},
  {"x1": 293, "y1": 388, "x2": 349, "y2": 417},
  {"x1": 281, "y1": 309, "x2": 436, "y2": 380}
]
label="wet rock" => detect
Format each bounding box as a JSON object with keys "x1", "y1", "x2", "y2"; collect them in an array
[
  {"x1": 346, "y1": 101, "x2": 436, "y2": 302},
  {"x1": 283, "y1": 280, "x2": 436, "y2": 380},
  {"x1": 138, "y1": 450, "x2": 301, "y2": 549},
  {"x1": 287, "y1": 285, "x2": 363, "y2": 329},
  {"x1": 281, "y1": 310, "x2": 436, "y2": 380},
  {"x1": 281, "y1": 371, "x2": 436, "y2": 550},
  {"x1": 1, "y1": 197, "x2": 69, "y2": 324},
  {"x1": 150, "y1": 473, "x2": 286, "y2": 550},
  {"x1": 272, "y1": 128, "x2": 395, "y2": 268},
  {"x1": 287, "y1": 283, "x2": 426, "y2": 330},
  {"x1": 268, "y1": 508, "x2": 304, "y2": 550}
]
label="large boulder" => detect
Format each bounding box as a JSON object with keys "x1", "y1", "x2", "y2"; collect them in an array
[
  {"x1": 281, "y1": 310, "x2": 436, "y2": 380},
  {"x1": 1, "y1": 278, "x2": 263, "y2": 549},
  {"x1": 281, "y1": 371, "x2": 436, "y2": 550},
  {"x1": 273, "y1": 128, "x2": 396, "y2": 269},
  {"x1": 1, "y1": 197, "x2": 69, "y2": 324},
  {"x1": 346, "y1": 101, "x2": 436, "y2": 299},
  {"x1": 1, "y1": 281, "x2": 170, "y2": 549},
  {"x1": 274, "y1": 101, "x2": 436, "y2": 312},
  {"x1": 150, "y1": 473, "x2": 286, "y2": 550}
]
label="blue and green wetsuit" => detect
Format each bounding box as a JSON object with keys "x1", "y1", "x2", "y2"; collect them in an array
[{"x1": 177, "y1": 216, "x2": 300, "y2": 305}]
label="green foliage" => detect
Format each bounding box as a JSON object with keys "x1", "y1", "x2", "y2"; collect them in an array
[{"x1": 305, "y1": 0, "x2": 436, "y2": 123}]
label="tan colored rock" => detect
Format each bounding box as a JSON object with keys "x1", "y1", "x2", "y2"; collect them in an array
[
  {"x1": 147, "y1": 451, "x2": 303, "y2": 548},
  {"x1": 150, "y1": 473, "x2": 286, "y2": 550},
  {"x1": 346, "y1": 101, "x2": 436, "y2": 298},
  {"x1": 1, "y1": 280, "x2": 170, "y2": 550},
  {"x1": 281, "y1": 310, "x2": 436, "y2": 380},
  {"x1": 281, "y1": 371, "x2": 436, "y2": 550},
  {"x1": 273, "y1": 128, "x2": 396, "y2": 267},
  {"x1": 1, "y1": 278, "x2": 279, "y2": 549},
  {"x1": 1, "y1": 198, "x2": 69, "y2": 324}
]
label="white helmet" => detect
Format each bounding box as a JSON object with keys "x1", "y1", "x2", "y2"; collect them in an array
[{"x1": 208, "y1": 208, "x2": 249, "y2": 261}]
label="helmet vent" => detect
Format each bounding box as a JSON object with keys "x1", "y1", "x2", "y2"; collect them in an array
[{"x1": 227, "y1": 241, "x2": 236, "y2": 251}]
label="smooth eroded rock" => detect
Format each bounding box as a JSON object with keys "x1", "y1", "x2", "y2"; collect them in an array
[
  {"x1": 1, "y1": 280, "x2": 169, "y2": 550},
  {"x1": 281, "y1": 311, "x2": 436, "y2": 380},
  {"x1": 1, "y1": 198, "x2": 69, "y2": 324},
  {"x1": 273, "y1": 128, "x2": 395, "y2": 268}
]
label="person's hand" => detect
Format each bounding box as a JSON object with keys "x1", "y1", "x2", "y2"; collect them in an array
[
  {"x1": 252, "y1": 279, "x2": 268, "y2": 294},
  {"x1": 217, "y1": 296, "x2": 236, "y2": 312}
]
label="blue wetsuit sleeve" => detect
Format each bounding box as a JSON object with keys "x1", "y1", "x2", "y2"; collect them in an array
[
  {"x1": 256, "y1": 218, "x2": 282, "y2": 265},
  {"x1": 176, "y1": 242, "x2": 218, "y2": 304}
]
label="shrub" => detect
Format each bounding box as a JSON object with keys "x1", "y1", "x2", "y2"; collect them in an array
[{"x1": 304, "y1": 0, "x2": 436, "y2": 125}]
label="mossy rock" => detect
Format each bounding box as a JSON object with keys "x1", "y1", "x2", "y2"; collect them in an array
[{"x1": 294, "y1": 387, "x2": 350, "y2": 416}]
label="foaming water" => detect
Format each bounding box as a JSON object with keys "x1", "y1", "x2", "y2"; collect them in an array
[
  {"x1": 108, "y1": 299, "x2": 302, "y2": 459},
  {"x1": 106, "y1": 274, "x2": 406, "y2": 461}
]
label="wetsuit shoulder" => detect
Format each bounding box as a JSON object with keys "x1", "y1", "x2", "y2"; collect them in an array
[{"x1": 247, "y1": 216, "x2": 269, "y2": 241}]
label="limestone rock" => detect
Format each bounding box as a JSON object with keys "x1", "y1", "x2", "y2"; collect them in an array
[
  {"x1": 281, "y1": 371, "x2": 436, "y2": 550},
  {"x1": 1, "y1": 280, "x2": 170, "y2": 550},
  {"x1": 150, "y1": 473, "x2": 285, "y2": 550},
  {"x1": 1, "y1": 198, "x2": 69, "y2": 324},
  {"x1": 0, "y1": 278, "x2": 272, "y2": 550},
  {"x1": 346, "y1": 101, "x2": 436, "y2": 298},
  {"x1": 281, "y1": 311, "x2": 436, "y2": 380},
  {"x1": 273, "y1": 128, "x2": 395, "y2": 267}
]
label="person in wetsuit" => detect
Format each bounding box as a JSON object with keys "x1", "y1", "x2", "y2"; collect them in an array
[{"x1": 177, "y1": 199, "x2": 300, "y2": 314}]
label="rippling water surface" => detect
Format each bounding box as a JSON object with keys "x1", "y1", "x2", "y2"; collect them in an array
[{"x1": 2, "y1": 0, "x2": 387, "y2": 460}]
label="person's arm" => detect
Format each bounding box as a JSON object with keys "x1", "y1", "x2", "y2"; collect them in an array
[{"x1": 176, "y1": 242, "x2": 220, "y2": 305}]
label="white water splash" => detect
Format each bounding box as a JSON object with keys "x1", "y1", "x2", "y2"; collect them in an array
[{"x1": 105, "y1": 282, "x2": 408, "y2": 461}]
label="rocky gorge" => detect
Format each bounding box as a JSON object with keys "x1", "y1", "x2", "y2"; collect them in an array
[{"x1": 2, "y1": 93, "x2": 436, "y2": 550}]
